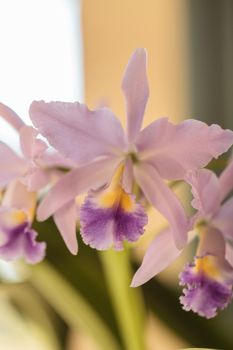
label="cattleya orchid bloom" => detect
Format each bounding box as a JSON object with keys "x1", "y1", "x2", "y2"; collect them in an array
[
  {"x1": 29, "y1": 48, "x2": 233, "y2": 253},
  {"x1": 0, "y1": 103, "x2": 78, "y2": 255},
  {"x1": 0, "y1": 180, "x2": 45, "y2": 264},
  {"x1": 132, "y1": 161, "x2": 233, "y2": 318}
]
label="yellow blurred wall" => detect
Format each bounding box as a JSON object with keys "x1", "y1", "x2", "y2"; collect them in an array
[{"x1": 82, "y1": 0, "x2": 191, "y2": 126}]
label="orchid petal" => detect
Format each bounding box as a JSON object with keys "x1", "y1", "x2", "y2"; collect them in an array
[
  {"x1": 0, "y1": 102, "x2": 25, "y2": 131},
  {"x1": 53, "y1": 201, "x2": 78, "y2": 255},
  {"x1": 212, "y1": 197, "x2": 233, "y2": 240},
  {"x1": 21, "y1": 168, "x2": 50, "y2": 191},
  {"x1": 0, "y1": 142, "x2": 26, "y2": 187},
  {"x1": 219, "y1": 160, "x2": 233, "y2": 200},
  {"x1": 37, "y1": 157, "x2": 122, "y2": 221},
  {"x1": 137, "y1": 118, "x2": 233, "y2": 180},
  {"x1": 39, "y1": 150, "x2": 76, "y2": 168},
  {"x1": 197, "y1": 226, "x2": 226, "y2": 257},
  {"x1": 226, "y1": 243, "x2": 233, "y2": 268},
  {"x1": 131, "y1": 229, "x2": 182, "y2": 287},
  {"x1": 134, "y1": 162, "x2": 188, "y2": 249},
  {"x1": 19, "y1": 126, "x2": 47, "y2": 161},
  {"x1": 24, "y1": 230, "x2": 46, "y2": 264},
  {"x1": 30, "y1": 101, "x2": 126, "y2": 165},
  {"x1": 121, "y1": 48, "x2": 149, "y2": 144},
  {"x1": 2, "y1": 181, "x2": 36, "y2": 220},
  {"x1": 122, "y1": 158, "x2": 134, "y2": 193},
  {"x1": 185, "y1": 169, "x2": 221, "y2": 216}
]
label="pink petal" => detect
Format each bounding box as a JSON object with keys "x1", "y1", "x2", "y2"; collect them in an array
[
  {"x1": 131, "y1": 229, "x2": 182, "y2": 287},
  {"x1": 122, "y1": 158, "x2": 134, "y2": 193},
  {"x1": 39, "y1": 150, "x2": 76, "y2": 168},
  {"x1": 19, "y1": 126, "x2": 47, "y2": 161},
  {"x1": 30, "y1": 101, "x2": 126, "y2": 165},
  {"x1": 2, "y1": 181, "x2": 36, "y2": 215},
  {"x1": 212, "y1": 197, "x2": 233, "y2": 240},
  {"x1": 0, "y1": 142, "x2": 27, "y2": 187},
  {"x1": 121, "y1": 48, "x2": 149, "y2": 144},
  {"x1": 37, "y1": 157, "x2": 122, "y2": 221},
  {"x1": 134, "y1": 162, "x2": 189, "y2": 249},
  {"x1": 197, "y1": 226, "x2": 226, "y2": 257},
  {"x1": 53, "y1": 200, "x2": 78, "y2": 255},
  {"x1": 137, "y1": 118, "x2": 233, "y2": 180},
  {"x1": 185, "y1": 169, "x2": 221, "y2": 216},
  {"x1": 0, "y1": 102, "x2": 25, "y2": 131},
  {"x1": 219, "y1": 160, "x2": 233, "y2": 201},
  {"x1": 226, "y1": 242, "x2": 233, "y2": 268},
  {"x1": 21, "y1": 167, "x2": 50, "y2": 191}
]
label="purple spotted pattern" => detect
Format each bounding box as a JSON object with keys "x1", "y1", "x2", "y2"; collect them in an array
[
  {"x1": 0, "y1": 222, "x2": 46, "y2": 264},
  {"x1": 179, "y1": 261, "x2": 233, "y2": 319},
  {"x1": 80, "y1": 193, "x2": 148, "y2": 250}
]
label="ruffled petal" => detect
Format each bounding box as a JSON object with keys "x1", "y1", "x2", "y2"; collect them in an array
[
  {"x1": 30, "y1": 101, "x2": 127, "y2": 165},
  {"x1": 23, "y1": 229, "x2": 46, "y2": 264},
  {"x1": 179, "y1": 259, "x2": 233, "y2": 319},
  {"x1": 0, "y1": 142, "x2": 27, "y2": 187},
  {"x1": 134, "y1": 162, "x2": 189, "y2": 249},
  {"x1": 0, "y1": 207, "x2": 45, "y2": 264},
  {"x1": 131, "y1": 229, "x2": 182, "y2": 287},
  {"x1": 53, "y1": 200, "x2": 78, "y2": 254},
  {"x1": 219, "y1": 160, "x2": 233, "y2": 201},
  {"x1": 37, "y1": 157, "x2": 122, "y2": 221},
  {"x1": 185, "y1": 169, "x2": 221, "y2": 217},
  {"x1": 137, "y1": 118, "x2": 233, "y2": 180},
  {"x1": 80, "y1": 190, "x2": 147, "y2": 250},
  {"x1": 180, "y1": 227, "x2": 233, "y2": 318},
  {"x1": 121, "y1": 48, "x2": 149, "y2": 144}
]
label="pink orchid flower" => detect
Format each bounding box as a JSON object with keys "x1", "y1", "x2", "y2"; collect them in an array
[
  {"x1": 0, "y1": 180, "x2": 46, "y2": 264},
  {"x1": 0, "y1": 103, "x2": 78, "y2": 255},
  {"x1": 132, "y1": 161, "x2": 233, "y2": 318},
  {"x1": 29, "y1": 48, "x2": 233, "y2": 252}
]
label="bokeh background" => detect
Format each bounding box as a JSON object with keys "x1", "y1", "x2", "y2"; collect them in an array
[{"x1": 0, "y1": 0, "x2": 233, "y2": 349}]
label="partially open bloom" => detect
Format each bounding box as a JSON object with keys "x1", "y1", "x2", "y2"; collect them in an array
[
  {"x1": 29, "y1": 48, "x2": 233, "y2": 252},
  {"x1": 132, "y1": 161, "x2": 233, "y2": 318},
  {"x1": 0, "y1": 103, "x2": 78, "y2": 255},
  {"x1": 0, "y1": 180, "x2": 46, "y2": 264}
]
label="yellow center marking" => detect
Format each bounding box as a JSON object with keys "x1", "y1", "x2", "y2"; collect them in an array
[
  {"x1": 194, "y1": 256, "x2": 220, "y2": 279},
  {"x1": 98, "y1": 164, "x2": 135, "y2": 212}
]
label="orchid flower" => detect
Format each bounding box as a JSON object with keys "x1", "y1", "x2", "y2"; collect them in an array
[
  {"x1": 0, "y1": 180, "x2": 46, "y2": 264},
  {"x1": 132, "y1": 162, "x2": 233, "y2": 318},
  {"x1": 29, "y1": 48, "x2": 233, "y2": 253},
  {"x1": 0, "y1": 103, "x2": 78, "y2": 255}
]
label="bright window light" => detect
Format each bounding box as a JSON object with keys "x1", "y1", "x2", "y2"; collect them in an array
[{"x1": 0, "y1": 0, "x2": 83, "y2": 149}]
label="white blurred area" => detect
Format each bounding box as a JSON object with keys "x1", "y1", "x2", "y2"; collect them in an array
[
  {"x1": 0, "y1": 0, "x2": 83, "y2": 150},
  {"x1": 0, "y1": 1, "x2": 83, "y2": 348}
]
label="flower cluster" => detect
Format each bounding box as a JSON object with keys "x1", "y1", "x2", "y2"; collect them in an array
[{"x1": 1, "y1": 49, "x2": 233, "y2": 318}]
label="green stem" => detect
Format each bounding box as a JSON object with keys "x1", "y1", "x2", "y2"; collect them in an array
[
  {"x1": 100, "y1": 248, "x2": 146, "y2": 350},
  {"x1": 30, "y1": 261, "x2": 121, "y2": 350}
]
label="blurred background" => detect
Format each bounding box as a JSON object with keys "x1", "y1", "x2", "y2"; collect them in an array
[{"x1": 0, "y1": 0, "x2": 233, "y2": 349}]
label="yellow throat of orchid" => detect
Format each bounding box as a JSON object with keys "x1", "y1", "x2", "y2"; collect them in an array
[{"x1": 98, "y1": 164, "x2": 135, "y2": 213}]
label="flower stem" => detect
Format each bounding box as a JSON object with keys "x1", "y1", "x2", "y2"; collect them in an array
[
  {"x1": 30, "y1": 261, "x2": 121, "y2": 350},
  {"x1": 99, "y1": 248, "x2": 146, "y2": 350}
]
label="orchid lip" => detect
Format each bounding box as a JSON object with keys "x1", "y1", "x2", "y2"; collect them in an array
[{"x1": 179, "y1": 256, "x2": 233, "y2": 318}]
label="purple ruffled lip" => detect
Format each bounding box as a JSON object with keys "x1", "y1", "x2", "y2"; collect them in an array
[
  {"x1": 80, "y1": 193, "x2": 148, "y2": 251},
  {"x1": 179, "y1": 262, "x2": 233, "y2": 319},
  {"x1": 0, "y1": 221, "x2": 46, "y2": 264}
]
